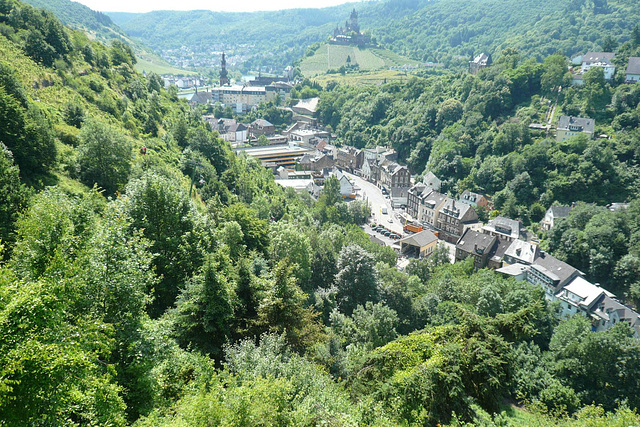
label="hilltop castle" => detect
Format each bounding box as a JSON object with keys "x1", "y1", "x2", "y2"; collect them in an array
[{"x1": 331, "y1": 9, "x2": 372, "y2": 46}]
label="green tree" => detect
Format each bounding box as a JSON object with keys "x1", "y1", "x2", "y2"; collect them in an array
[
  {"x1": 77, "y1": 119, "x2": 132, "y2": 195},
  {"x1": 256, "y1": 260, "x2": 322, "y2": 350},
  {"x1": 171, "y1": 253, "x2": 233, "y2": 358},
  {"x1": 269, "y1": 222, "x2": 312, "y2": 291},
  {"x1": 541, "y1": 54, "x2": 569, "y2": 94},
  {"x1": 334, "y1": 245, "x2": 378, "y2": 315},
  {"x1": 124, "y1": 173, "x2": 213, "y2": 316},
  {"x1": 0, "y1": 145, "x2": 30, "y2": 249}
]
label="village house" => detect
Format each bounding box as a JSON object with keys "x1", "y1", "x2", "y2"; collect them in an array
[
  {"x1": 436, "y1": 198, "x2": 479, "y2": 243},
  {"x1": 482, "y1": 216, "x2": 526, "y2": 242},
  {"x1": 333, "y1": 170, "x2": 355, "y2": 198},
  {"x1": 361, "y1": 158, "x2": 375, "y2": 181},
  {"x1": 502, "y1": 239, "x2": 539, "y2": 266},
  {"x1": 291, "y1": 97, "x2": 319, "y2": 116},
  {"x1": 581, "y1": 51, "x2": 616, "y2": 80},
  {"x1": 459, "y1": 190, "x2": 488, "y2": 208},
  {"x1": 556, "y1": 115, "x2": 595, "y2": 141},
  {"x1": 422, "y1": 171, "x2": 442, "y2": 191},
  {"x1": 336, "y1": 147, "x2": 364, "y2": 173},
  {"x1": 249, "y1": 119, "x2": 275, "y2": 137},
  {"x1": 455, "y1": 229, "x2": 498, "y2": 270},
  {"x1": 469, "y1": 53, "x2": 490, "y2": 74},
  {"x1": 407, "y1": 183, "x2": 430, "y2": 220},
  {"x1": 418, "y1": 190, "x2": 447, "y2": 228},
  {"x1": 378, "y1": 160, "x2": 411, "y2": 206},
  {"x1": 540, "y1": 205, "x2": 572, "y2": 231},
  {"x1": 398, "y1": 230, "x2": 439, "y2": 258},
  {"x1": 626, "y1": 57, "x2": 640, "y2": 83}
]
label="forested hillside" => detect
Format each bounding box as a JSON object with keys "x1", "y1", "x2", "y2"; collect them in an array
[
  {"x1": 20, "y1": 0, "x2": 191, "y2": 74},
  {"x1": 2, "y1": 0, "x2": 640, "y2": 426},
  {"x1": 107, "y1": 0, "x2": 640, "y2": 72}
]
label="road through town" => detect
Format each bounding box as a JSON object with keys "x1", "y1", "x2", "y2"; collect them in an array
[{"x1": 345, "y1": 171, "x2": 404, "y2": 235}]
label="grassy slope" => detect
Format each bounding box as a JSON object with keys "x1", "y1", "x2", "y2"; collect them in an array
[{"x1": 300, "y1": 43, "x2": 421, "y2": 77}]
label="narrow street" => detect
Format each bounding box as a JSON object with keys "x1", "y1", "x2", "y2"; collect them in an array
[{"x1": 345, "y1": 171, "x2": 404, "y2": 235}]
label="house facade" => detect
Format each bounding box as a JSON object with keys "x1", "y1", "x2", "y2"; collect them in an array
[
  {"x1": 459, "y1": 190, "x2": 488, "y2": 208},
  {"x1": 436, "y1": 198, "x2": 479, "y2": 243}
]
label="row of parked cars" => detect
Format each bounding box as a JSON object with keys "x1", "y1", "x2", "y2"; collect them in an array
[{"x1": 372, "y1": 224, "x2": 402, "y2": 240}]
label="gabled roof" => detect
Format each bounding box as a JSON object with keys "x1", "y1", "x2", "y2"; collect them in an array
[
  {"x1": 557, "y1": 115, "x2": 595, "y2": 134},
  {"x1": 422, "y1": 191, "x2": 446, "y2": 208},
  {"x1": 582, "y1": 52, "x2": 615, "y2": 65},
  {"x1": 472, "y1": 53, "x2": 489, "y2": 65},
  {"x1": 316, "y1": 140, "x2": 327, "y2": 151},
  {"x1": 504, "y1": 239, "x2": 539, "y2": 264},
  {"x1": 532, "y1": 252, "x2": 580, "y2": 287},
  {"x1": 548, "y1": 205, "x2": 572, "y2": 218},
  {"x1": 439, "y1": 197, "x2": 474, "y2": 220},
  {"x1": 293, "y1": 97, "x2": 319, "y2": 114},
  {"x1": 423, "y1": 171, "x2": 441, "y2": 187},
  {"x1": 399, "y1": 230, "x2": 438, "y2": 248},
  {"x1": 251, "y1": 119, "x2": 274, "y2": 127},
  {"x1": 228, "y1": 123, "x2": 248, "y2": 132},
  {"x1": 483, "y1": 217, "x2": 522, "y2": 239},
  {"x1": 460, "y1": 190, "x2": 484, "y2": 203},
  {"x1": 558, "y1": 276, "x2": 614, "y2": 311},
  {"x1": 456, "y1": 229, "x2": 496, "y2": 255},
  {"x1": 189, "y1": 91, "x2": 212, "y2": 104},
  {"x1": 627, "y1": 57, "x2": 640, "y2": 75}
]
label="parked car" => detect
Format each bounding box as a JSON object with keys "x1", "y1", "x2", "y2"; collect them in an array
[
  {"x1": 382, "y1": 207, "x2": 388, "y2": 214},
  {"x1": 383, "y1": 230, "x2": 392, "y2": 237}
]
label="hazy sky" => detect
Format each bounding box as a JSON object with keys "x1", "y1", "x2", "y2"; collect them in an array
[{"x1": 75, "y1": 0, "x2": 363, "y2": 13}]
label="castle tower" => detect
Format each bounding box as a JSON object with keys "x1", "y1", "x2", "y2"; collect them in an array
[
  {"x1": 348, "y1": 8, "x2": 360, "y2": 33},
  {"x1": 220, "y1": 52, "x2": 229, "y2": 86}
]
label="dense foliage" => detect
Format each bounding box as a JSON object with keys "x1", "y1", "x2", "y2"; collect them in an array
[{"x1": 1, "y1": 1, "x2": 640, "y2": 426}]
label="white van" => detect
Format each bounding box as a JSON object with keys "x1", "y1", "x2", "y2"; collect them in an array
[{"x1": 382, "y1": 207, "x2": 388, "y2": 215}]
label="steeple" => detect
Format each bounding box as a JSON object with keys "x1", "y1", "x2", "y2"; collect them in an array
[{"x1": 220, "y1": 52, "x2": 229, "y2": 86}]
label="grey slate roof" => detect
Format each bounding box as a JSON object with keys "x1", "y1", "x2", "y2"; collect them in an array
[
  {"x1": 582, "y1": 52, "x2": 615, "y2": 65},
  {"x1": 483, "y1": 216, "x2": 522, "y2": 239},
  {"x1": 422, "y1": 191, "x2": 446, "y2": 208},
  {"x1": 557, "y1": 116, "x2": 595, "y2": 134},
  {"x1": 251, "y1": 119, "x2": 274, "y2": 127},
  {"x1": 439, "y1": 198, "x2": 474, "y2": 220},
  {"x1": 532, "y1": 252, "x2": 580, "y2": 288},
  {"x1": 399, "y1": 230, "x2": 438, "y2": 248},
  {"x1": 456, "y1": 229, "x2": 496, "y2": 255},
  {"x1": 189, "y1": 91, "x2": 212, "y2": 104},
  {"x1": 627, "y1": 57, "x2": 640, "y2": 75},
  {"x1": 549, "y1": 205, "x2": 572, "y2": 219}
]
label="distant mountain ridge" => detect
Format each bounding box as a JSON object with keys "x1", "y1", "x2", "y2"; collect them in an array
[{"x1": 106, "y1": 0, "x2": 640, "y2": 72}]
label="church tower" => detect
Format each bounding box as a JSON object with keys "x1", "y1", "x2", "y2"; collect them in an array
[{"x1": 220, "y1": 52, "x2": 229, "y2": 86}]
